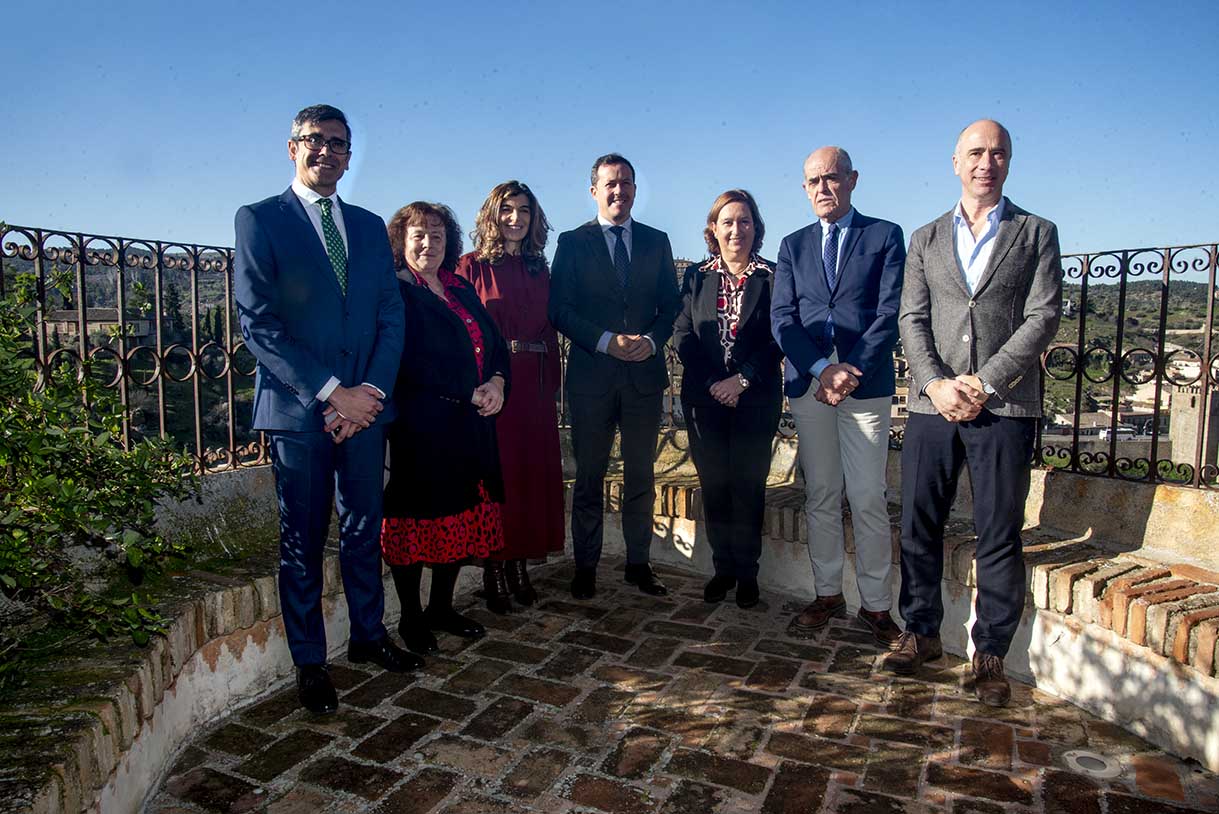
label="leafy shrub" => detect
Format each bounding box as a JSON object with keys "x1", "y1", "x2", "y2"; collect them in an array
[{"x1": 0, "y1": 268, "x2": 198, "y2": 681}]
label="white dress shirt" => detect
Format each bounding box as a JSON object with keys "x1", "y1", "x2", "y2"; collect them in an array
[
  {"x1": 292, "y1": 178, "x2": 349, "y2": 255},
  {"x1": 953, "y1": 197, "x2": 1006, "y2": 295}
]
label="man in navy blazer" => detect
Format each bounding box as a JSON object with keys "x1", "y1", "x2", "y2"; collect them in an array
[
  {"x1": 235, "y1": 104, "x2": 418, "y2": 715},
  {"x1": 771, "y1": 146, "x2": 906, "y2": 647}
]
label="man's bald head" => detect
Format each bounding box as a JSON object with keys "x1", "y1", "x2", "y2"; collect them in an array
[
  {"x1": 955, "y1": 119, "x2": 1012, "y2": 158},
  {"x1": 804, "y1": 146, "x2": 853, "y2": 175},
  {"x1": 802, "y1": 146, "x2": 858, "y2": 222}
]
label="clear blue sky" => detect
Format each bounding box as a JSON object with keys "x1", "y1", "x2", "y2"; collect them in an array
[{"x1": 5, "y1": 0, "x2": 1217, "y2": 265}]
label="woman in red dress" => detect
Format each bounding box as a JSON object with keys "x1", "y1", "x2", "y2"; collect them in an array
[
  {"x1": 456, "y1": 181, "x2": 565, "y2": 613},
  {"x1": 382, "y1": 202, "x2": 510, "y2": 654}
]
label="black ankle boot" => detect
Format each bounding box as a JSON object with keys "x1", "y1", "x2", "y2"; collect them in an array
[
  {"x1": 482, "y1": 560, "x2": 513, "y2": 615},
  {"x1": 505, "y1": 559, "x2": 537, "y2": 606}
]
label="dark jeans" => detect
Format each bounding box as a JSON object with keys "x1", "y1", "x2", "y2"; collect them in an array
[
  {"x1": 269, "y1": 427, "x2": 388, "y2": 665},
  {"x1": 568, "y1": 380, "x2": 663, "y2": 568},
  {"x1": 898, "y1": 410, "x2": 1035, "y2": 657},
  {"x1": 685, "y1": 400, "x2": 781, "y2": 579}
]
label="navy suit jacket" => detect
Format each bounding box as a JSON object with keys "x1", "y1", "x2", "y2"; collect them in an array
[
  {"x1": 234, "y1": 187, "x2": 406, "y2": 431},
  {"x1": 771, "y1": 211, "x2": 905, "y2": 400},
  {"x1": 548, "y1": 219, "x2": 681, "y2": 396}
]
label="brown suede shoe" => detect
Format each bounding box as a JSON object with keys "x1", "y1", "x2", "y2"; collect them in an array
[
  {"x1": 882, "y1": 631, "x2": 943, "y2": 675},
  {"x1": 857, "y1": 609, "x2": 903, "y2": 649},
  {"x1": 787, "y1": 594, "x2": 846, "y2": 639},
  {"x1": 972, "y1": 652, "x2": 1011, "y2": 707}
]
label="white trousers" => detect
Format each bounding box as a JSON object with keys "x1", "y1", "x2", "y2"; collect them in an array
[{"x1": 789, "y1": 386, "x2": 894, "y2": 611}]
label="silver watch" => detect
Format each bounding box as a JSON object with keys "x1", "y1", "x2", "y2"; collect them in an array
[{"x1": 738, "y1": 374, "x2": 750, "y2": 389}]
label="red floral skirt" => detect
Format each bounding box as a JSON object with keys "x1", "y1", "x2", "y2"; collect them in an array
[{"x1": 381, "y1": 482, "x2": 505, "y2": 566}]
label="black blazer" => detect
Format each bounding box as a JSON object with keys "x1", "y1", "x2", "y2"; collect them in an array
[
  {"x1": 384, "y1": 274, "x2": 511, "y2": 520},
  {"x1": 673, "y1": 257, "x2": 783, "y2": 408},
  {"x1": 548, "y1": 219, "x2": 681, "y2": 396}
]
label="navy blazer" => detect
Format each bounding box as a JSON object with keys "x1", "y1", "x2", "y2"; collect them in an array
[
  {"x1": 234, "y1": 187, "x2": 406, "y2": 431},
  {"x1": 548, "y1": 219, "x2": 681, "y2": 396},
  {"x1": 770, "y1": 210, "x2": 905, "y2": 399}
]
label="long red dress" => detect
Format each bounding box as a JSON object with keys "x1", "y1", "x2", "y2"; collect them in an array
[{"x1": 456, "y1": 252, "x2": 565, "y2": 560}]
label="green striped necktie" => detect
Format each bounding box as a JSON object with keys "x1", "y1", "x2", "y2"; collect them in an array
[{"x1": 317, "y1": 197, "x2": 348, "y2": 295}]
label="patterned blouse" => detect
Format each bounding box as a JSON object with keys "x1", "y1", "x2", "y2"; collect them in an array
[{"x1": 705, "y1": 254, "x2": 771, "y2": 363}]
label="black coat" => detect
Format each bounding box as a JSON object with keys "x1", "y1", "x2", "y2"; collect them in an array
[
  {"x1": 384, "y1": 274, "x2": 511, "y2": 520},
  {"x1": 673, "y1": 258, "x2": 783, "y2": 408}
]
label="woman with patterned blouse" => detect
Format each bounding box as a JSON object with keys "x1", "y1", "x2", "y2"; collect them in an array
[{"x1": 672, "y1": 190, "x2": 783, "y2": 608}]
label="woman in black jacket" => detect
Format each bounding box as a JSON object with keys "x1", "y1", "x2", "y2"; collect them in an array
[
  {"x1": 673, "y1": 189, "x2": 783, "y2": 608},
  {"x1": 381, "y1": 201, "x2": 510, "y2": 655}
]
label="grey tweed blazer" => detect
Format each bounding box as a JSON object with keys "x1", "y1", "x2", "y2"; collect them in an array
[{"x1": 899, "y1": 199, "x2": 1062, "y2": 418}]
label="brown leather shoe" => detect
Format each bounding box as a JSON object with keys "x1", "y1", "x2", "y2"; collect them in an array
[
  {"x1": 787, "y1": 594, "x2": 846, "y2": 639},
  {"x1": 857, "y1": 609, "x2": 903, "y2": 649},
  {"x1": 882, "y1": 631, "x2": 943, "y2": 675},
  {"x1": 972, "y1": 652, "x2": 1011, "y2": 707}
]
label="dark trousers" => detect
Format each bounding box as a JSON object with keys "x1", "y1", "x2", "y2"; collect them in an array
[
  {"x1": 686, "y1": 401, "x2": 781, "y2": 579},
  {"x1": 269, "y1": 427, "x2": 388, "y2": 665},
  {"x1": 898, "y1": 410, "x2": 1035, "y2": 657},
  {"x1": 568, "y1": 379, "x2": 663, "y2": 568}
]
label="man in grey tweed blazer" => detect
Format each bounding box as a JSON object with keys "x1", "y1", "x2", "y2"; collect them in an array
[{"x1": 884, "y1": 119, "x2": 1062, "y2": 707}]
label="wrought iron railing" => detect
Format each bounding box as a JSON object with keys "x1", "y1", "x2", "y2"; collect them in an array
[{"x1": 2, "y1": 224, "x2": 1215, "y2": 488}]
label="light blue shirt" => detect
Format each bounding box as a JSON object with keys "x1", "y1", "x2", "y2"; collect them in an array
[
  {"x1": 594, "y1": 216, "x2": 655, "y2": 356},
  {"x1": 953, "y1": 197, "x2": 1007, "y2": 295},
  {"x1": 810, "y1": 208, "x2": 855, "y2": 381}
]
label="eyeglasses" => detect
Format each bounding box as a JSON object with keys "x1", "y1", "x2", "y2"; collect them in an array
[{"x1": 293, "y1": 134, "x2": 352, "y2": 155}]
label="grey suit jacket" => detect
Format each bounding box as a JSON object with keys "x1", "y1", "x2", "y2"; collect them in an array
[{"x1": 899, "y1": 198, "x2": 1062, "y2": 418}]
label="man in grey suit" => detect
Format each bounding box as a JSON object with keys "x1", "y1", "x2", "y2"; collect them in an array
[{"x1": 884, "y1": 120, "x2": 1062, "y2": 707}]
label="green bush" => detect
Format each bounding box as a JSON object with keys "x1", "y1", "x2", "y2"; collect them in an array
[{"x1": 0, "y1": 268, "x2": 198, "y2": 682}]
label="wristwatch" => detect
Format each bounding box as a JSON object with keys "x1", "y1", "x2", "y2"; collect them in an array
[
  {"x1": 738, "y1": 374, "x2": 751, "y2": 390},
  {"x1": 980, "y1": 379, "x2": 996, "y2": 396}
]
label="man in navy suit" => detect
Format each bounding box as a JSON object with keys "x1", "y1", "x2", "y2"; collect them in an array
[
  {"x1": 771, "y1": 146, "x2": 906, "y2": 647},
  {"x1": 235, "y1": 104, "x2": 419, "y2": 715},
  {"x1": 548, "y1": 154, "x2": 681, "y2": 600}
]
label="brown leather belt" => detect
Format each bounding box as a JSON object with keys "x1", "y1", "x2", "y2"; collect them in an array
[{"x1": 508, "y1": 340, "x2": 547, "y2": 353}]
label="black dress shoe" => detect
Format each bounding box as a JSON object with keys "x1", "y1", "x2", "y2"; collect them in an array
[
  {"x1": 703, "y1": 574, "x2": 737, "y2": 603},
  {"x1": 505, "y1": 559, "x2": 538, "y2": 606},
  {"x1": 348, "y1": 636, "x2": 425, "y2": 672},
  {"x1": 735, "y1": 577, "x2": 760, "y2": 609},
  {"x1": 424, "y1": 607, "x2": 486, "y2": 639},
  {"x1": 571, "y1": 567, "x2": 597, "y2": 600},
  {"x1": 398, "y1": 621, "x2": 439, "y2": 655},
  {"x1": 481, "y1": 560, "x2": 513, "y2": 615},
  {"x1": 296, "y1": 664, "x2": 338, "y2": 714},
  {"x1": 624, "y1": 563, "x2": 668, "y2": 596}
]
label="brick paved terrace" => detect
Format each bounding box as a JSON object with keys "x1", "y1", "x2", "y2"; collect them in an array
[{"x1": 148, "y1": 558, "x2": 1219, "y2": 814}]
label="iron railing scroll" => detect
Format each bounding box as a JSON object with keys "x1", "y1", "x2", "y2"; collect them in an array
[{"x1": 3, "y1": 224, "x2": 1215, "y2": 488}]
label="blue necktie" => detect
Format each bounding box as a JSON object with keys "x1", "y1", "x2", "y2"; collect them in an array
[
  {"x1": 823, "y1": 223, "x2": 839, "y2": 342},
  {"x1": 610, "y1": 225, "x2": 630, "y2": 288},
  {"x1": 823, "y1": 222, "x2": 839, "y2": 290}
]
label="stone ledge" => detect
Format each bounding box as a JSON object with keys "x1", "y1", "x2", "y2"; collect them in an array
[
  {"x1": 0, "y1": 546, "x2": 429, "y2": 814},
  {"x1": 625, "y1": 478, "x2": 1219, "y2": 683},
  {"x1": 605, "y1": 476, "x2": 1219, "y2": 772}
]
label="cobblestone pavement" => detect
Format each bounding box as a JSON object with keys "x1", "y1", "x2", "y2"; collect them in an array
[{"x1": 149, "y1": 559, "x2": 1219, "y2": 813}]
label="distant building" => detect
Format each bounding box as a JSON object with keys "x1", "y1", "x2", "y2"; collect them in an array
[
  {"x1": 1170, "y1": 383, "x2": 1218, "y2": 470},
  {"x1": 47, "y1": 309, "x2": 153, "y2": 343}
]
